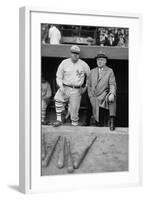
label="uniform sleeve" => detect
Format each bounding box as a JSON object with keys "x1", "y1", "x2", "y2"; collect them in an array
[
  {"x1": 58, "y1": 30, "x2": 61, "y2": 41},
  {"x1": 83, "y1": 63, "x2": 91, "y2": 88},
  {"x1": 48, "y1": 28, "x2": 51, "y2": 38},
  {"x1": 42, "y1": 82, "x2": 52, "y2": 99},
  {"x1": 109, "y1": 69, "x2": 116, "y2": 96},
  {"x1": 56, "y1": 61, "x2": 64, "y2": 88},
  {"x1": 84, "y1": 63, "x2": 91, "y2": 78}
]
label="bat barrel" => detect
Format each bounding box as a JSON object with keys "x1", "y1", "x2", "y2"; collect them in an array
[
  {"x1": 57, "y1": 137, "x2": 66, "y2": 168},
  {"x1": 73, "y1": 136, "x2": 97, "y2": 169},
  {"x1": 42, "y1": 136, "x2": 60, "y2": 168},
  {"x1": 66, "y1": 140, "x2": 74, "y2": 173}
]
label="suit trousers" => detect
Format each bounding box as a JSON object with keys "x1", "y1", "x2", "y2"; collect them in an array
[
  {"x1": 89, "y1": 96, "x2": 116, "y2": 122},
  {"x1": 109, "y1": 101, "x2": 116, "y2": 117}
]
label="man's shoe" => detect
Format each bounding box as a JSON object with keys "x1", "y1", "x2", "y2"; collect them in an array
[
  {"x1": 42, "y1": 121, "x2": 47, "y2": 125},
  {"x1": 53, "y1": 120, "x2": 63, "y2": 127},
  {"x1": 42, "y1": 120, "x2": 51, "y2": 125},
  {"x1": 109, "y1": 117, "x2": 115, "y2": 131},
  {"x1": 72, "y1": 122, "x2": 87, "y2": 126},
  {"x1": 71, "y1": 121, "x2": 78, "y2": 126},
  {"x1": 95, "y1": 121, "x2": 102, "y2": 127},
  {"x1": 45, "y1": 118, "x2": 51, "y2": 124}
]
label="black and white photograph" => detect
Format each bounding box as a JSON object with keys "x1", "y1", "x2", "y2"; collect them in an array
[
  {"x1": 19, "y1": 7, "x2": 142, "y2": 193},
  {"x1": 41, "y1": 23, "x2": 129, "y2": 176}
]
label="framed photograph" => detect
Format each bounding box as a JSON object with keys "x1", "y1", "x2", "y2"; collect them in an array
[{"x1": 19, "y1": 6, "x2": 142, "y2": 193}]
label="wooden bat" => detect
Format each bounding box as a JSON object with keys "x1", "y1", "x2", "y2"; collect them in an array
[
  {"x1": 41, "y1": 134, "x2": 46, "y2": 160},
  {"x1": 66, "y1": 139, "x2": 74, "y2": 173},
  {"x1": 73, "y1": 136, "x2": 97, "y2": 169},
  {"x1": 42, "y1": 136, "x2": 60, "y2": 168},
  {"x1": 57, "y1": 137, "x2": 66, "y2": 168}
]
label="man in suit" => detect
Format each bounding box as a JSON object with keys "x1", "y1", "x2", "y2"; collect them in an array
[{"x1": 87, "y1": 52, "x2": 116, "y2": 131}]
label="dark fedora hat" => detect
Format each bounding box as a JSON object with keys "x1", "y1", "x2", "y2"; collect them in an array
[{"x1": 95, "y1": 52, "x2": 108, "y2": 60}]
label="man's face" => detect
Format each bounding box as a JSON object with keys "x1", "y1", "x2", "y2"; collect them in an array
[
  {"x1": 96, "y1": 58, "x2": 107, "y2": 68},
  {"x1": 70, "y1": 52, "x2": 80, "y2": 63}
]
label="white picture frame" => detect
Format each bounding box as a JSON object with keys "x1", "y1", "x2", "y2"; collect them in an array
[{"x1": 19, "y1": 6, "x2": 142, "y2": 194}]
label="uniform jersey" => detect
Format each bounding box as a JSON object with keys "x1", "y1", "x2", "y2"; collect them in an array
[
  {"x1": 42, "y1": 81, "x2": 52, "y2": 99},
  {"x1": 48, "y1": 26, "x2": 61, "y2": 44},
  {"x1": 56, "y1": 58, "x2": 90, "y2": 87}
]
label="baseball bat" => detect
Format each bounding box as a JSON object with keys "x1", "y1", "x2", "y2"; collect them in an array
[
  {"x1": 66, "y1": 139, "x2": 74, "y2": 173},
  {"x1": 73, "y1": 136, "x2": 97, "y2": 169},
  {"x1": 41, "y1": 134, "x2": 46, "y2": 160},
  {"x1": 42, "y1": 136, "x2": 60, "y2": 168},
  {"x1": 57, "y1": 136, "x2": 66, "y2": 168}
]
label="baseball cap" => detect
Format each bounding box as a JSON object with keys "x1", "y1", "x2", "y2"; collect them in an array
[{"x1": 70, "y1": 45, "x2": 80, "y2": 54}]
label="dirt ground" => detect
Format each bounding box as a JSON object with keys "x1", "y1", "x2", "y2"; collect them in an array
[{"x1": 41, "y1": 126, "x2": 128, "y2": 176}]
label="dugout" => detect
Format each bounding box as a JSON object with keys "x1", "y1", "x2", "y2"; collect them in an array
[{"x1": 41, "y1": 45, "x2": 128, "y2": 127}]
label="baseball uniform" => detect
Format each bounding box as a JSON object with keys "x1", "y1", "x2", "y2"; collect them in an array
[
  {"x1": 41, "y1": 81, "x2": 52, "y2": 123},
  {"x1": 54, "y1": 57, "x2": 90, "y2": 125},
  {"x1": 48, "y1": 25, "x2": 61, "y2": 44}
]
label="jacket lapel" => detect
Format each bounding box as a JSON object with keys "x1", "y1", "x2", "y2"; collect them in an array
[
  {"x1": 92, "y1": 68, "x2": 98, "y2": 89},
  {"x1": 98, "y1": 66, "x2": 108, "y2": 81}
]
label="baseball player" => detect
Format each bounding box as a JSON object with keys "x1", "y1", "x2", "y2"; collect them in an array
[
  {"x1": 53, "y1": 45, "x2": 90, "y2": 127},
  {"x1": 87, "y1": 52, "x2": 116, "y2": 131},
  {"x1": 41, "y1": 78, "x2": 52, "y2": 125},
  {"x1": 48, "y1": 25, "x2": 61, "y2": 44}
]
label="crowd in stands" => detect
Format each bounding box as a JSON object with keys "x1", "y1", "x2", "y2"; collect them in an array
[
  {"x1": 41, "y1": 24, "x2": 128, "y2": 47},
  {"x1": 96, "y1": 27, "x2": 128, "y2": 47}
]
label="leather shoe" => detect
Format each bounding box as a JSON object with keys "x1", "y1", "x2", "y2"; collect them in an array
[
  {"x1": 53, "y1": 120, "x2": 63, "y2": 127},
  {"x1": 42, "y1": 120, "x2": 51, "y2": 125},
  {"x1": 95, "y1": 121, "x2": 102, "y2": 127}
]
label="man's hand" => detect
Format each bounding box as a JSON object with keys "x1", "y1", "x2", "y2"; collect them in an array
[
  {"x1": 80, "y1": 86, "x2": 87, "y2": 94},
  {"x1": 108, "y1": 93, "x2": 115, "y2": 103},
  {"x1": 42, "y1": 40, "x2": 46, "y2": 45},
  {"x1": 42, "y1": 90, "x2": 47, "y2": 97},
  {"x1": 60, "y1": 86, "x2": 65, "y2": 94}
]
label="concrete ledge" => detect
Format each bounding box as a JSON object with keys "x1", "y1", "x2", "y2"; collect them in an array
[{"x1": 42, "y1": 125, "x2": 128, "y2": 135}]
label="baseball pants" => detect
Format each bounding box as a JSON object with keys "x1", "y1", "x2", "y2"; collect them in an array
[
  {"x1": 54, "y1": 86, "x2": 81, "y2": 123},
  {"x1": 41, "y1": 99, "x2": 47, "y2": 122}
]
